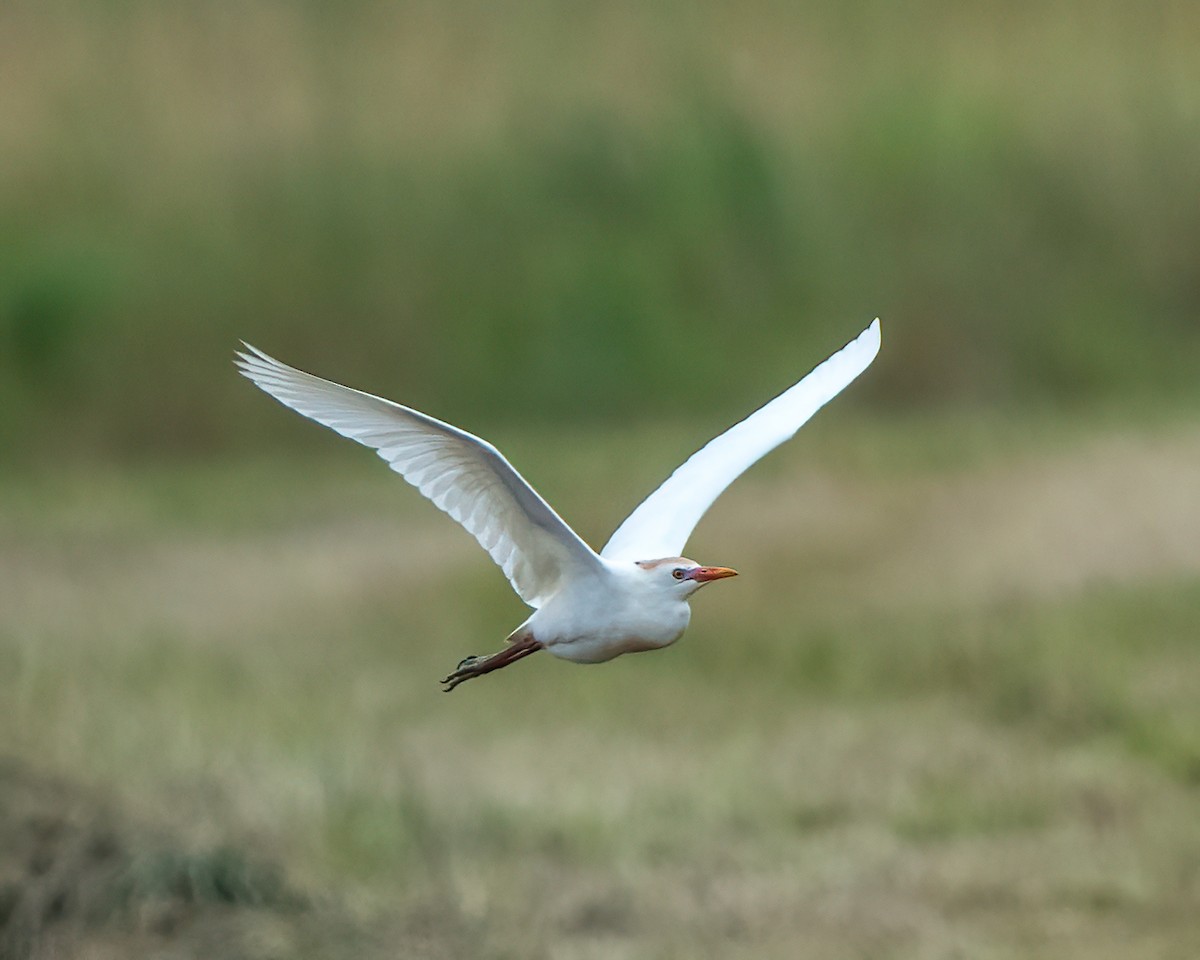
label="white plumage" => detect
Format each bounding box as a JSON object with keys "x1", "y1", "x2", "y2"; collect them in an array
[{"x1": 236, "y1": 319, "x2": 881, "y2": 690}]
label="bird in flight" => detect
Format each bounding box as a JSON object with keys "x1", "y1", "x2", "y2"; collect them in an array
[{"x1": 237, "y1": 319, "x2": 880, "y2": 691}]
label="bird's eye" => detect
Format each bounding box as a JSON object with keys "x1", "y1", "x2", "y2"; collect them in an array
[{"x1": 672, "y1": 568, "x2": 685, "y2": 580}]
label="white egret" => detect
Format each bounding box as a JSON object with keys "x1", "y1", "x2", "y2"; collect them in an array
[{"x1": 236, "y1": 319, "x2": 880, "y2": 691}]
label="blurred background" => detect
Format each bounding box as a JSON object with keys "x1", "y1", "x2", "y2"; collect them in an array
[{"x1": 2, "y1": 1, "x2": 1199, "y2": 957}]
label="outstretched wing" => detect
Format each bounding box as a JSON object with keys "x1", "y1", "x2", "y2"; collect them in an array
[
  {"x1": 601, "y1": 319, "x2": 881, "y2": 562},
  {"x1": 237, "y1": 345, "x2": 604, "y2": 608}
]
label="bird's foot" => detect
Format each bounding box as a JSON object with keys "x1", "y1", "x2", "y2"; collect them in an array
[
  {"x1": 441, "y1": 656, "x2": 484, "y2": 692},
  {"x1": 440, "y1": 635, "x2": 544, "y2": 693}
]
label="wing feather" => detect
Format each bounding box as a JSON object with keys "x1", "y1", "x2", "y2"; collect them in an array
[
  {"x1": 236, "y1": 345, "x2": 603, "y2": 607},
  {"x1": 601, "y1": 320, "x2": 881, "y2": 562}
]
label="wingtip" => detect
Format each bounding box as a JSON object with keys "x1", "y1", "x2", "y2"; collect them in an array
[
  {"x1": 233, "y1": 350, "x2": 260, "y2": 379},
  {"x1": 842, "y1": 318, "x2": 881, "y2": 364},
  {"x1": 860, "y1": 317, "x2": 882, "y2": 357},
  {"x1": 234, "y1": 342, "x2": 286, "y2": 379},
  {"x1": 237, "y1": 341, "x2": 273, "y2": 362}
]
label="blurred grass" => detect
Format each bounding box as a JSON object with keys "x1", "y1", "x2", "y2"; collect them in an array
[
  {"x1": 2, "y1": 0, "x2": 1199, "y2": 460},
  {"x1": 3, "y1": 414, "x2": 1200, "y2": 956}
]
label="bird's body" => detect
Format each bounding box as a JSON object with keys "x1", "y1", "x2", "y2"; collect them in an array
[
  {"x1": 237, "y1": 320, "x2": 881, "y2": 690},
  {"x1": 519, "y1": 558, "x2": 694, "y2": 664}
]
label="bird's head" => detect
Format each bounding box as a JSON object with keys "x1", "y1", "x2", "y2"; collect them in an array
[{"x1": 636, "y1": 557, "x2": 738, "y2": 597}]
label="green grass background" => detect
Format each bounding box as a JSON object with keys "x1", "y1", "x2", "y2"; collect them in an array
[
  {"x1": 3, "y1": 0, "x2": 1199, "y2": 457},
  {"x1": 2, "y1": 1, "x2": 1200, "y2": 957}
]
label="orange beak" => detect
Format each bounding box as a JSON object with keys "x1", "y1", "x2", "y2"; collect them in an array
[{"x1": 688, "y1": 566, "x2": 738, "y2": 582}]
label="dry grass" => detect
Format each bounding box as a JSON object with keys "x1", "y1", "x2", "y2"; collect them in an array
[{"x1": 3, "y1": 413, "x2": 1200, "y2": 957}]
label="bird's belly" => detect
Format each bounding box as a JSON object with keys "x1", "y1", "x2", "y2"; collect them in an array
[
  {"x1": 538, "y1": 603, "x2": 691, "y2": 664},
  {"x1": 546, "y1": 633, "x2": 673, "y2": 664}
]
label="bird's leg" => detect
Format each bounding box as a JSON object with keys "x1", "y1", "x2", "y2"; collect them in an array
[{"x1": 441, "y1": 634, "x2": 543, "y2": 692}]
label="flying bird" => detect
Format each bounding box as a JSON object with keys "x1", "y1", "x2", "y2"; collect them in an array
[{"x1": 236, "y1": 319, "x2": 881, "y2": 691}]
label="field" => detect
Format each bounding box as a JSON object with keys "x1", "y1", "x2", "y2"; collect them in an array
[
  {"x1": 4, "y1": 409, "x2": 1200, "y2": 958},
  {"x1": 3, "y1": 0, "x2": 1200, "y2": 957}
]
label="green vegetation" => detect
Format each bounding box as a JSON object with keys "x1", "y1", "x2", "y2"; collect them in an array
[{"x1": 2, "y1": 1, "x2": 1198, "y2": 460}]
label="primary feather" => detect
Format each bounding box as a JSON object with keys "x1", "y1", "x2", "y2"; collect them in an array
[
  {"x1": 601, "y1": 319, "x2": 881, "y2": 562},
  {"x1": 235, "y1": 345, "x2": 603, "y2": 608}
]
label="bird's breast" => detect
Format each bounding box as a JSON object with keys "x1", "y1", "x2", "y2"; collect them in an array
[{"x1": 532, "y1": 589, "x2": 692, "y2": 664}]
